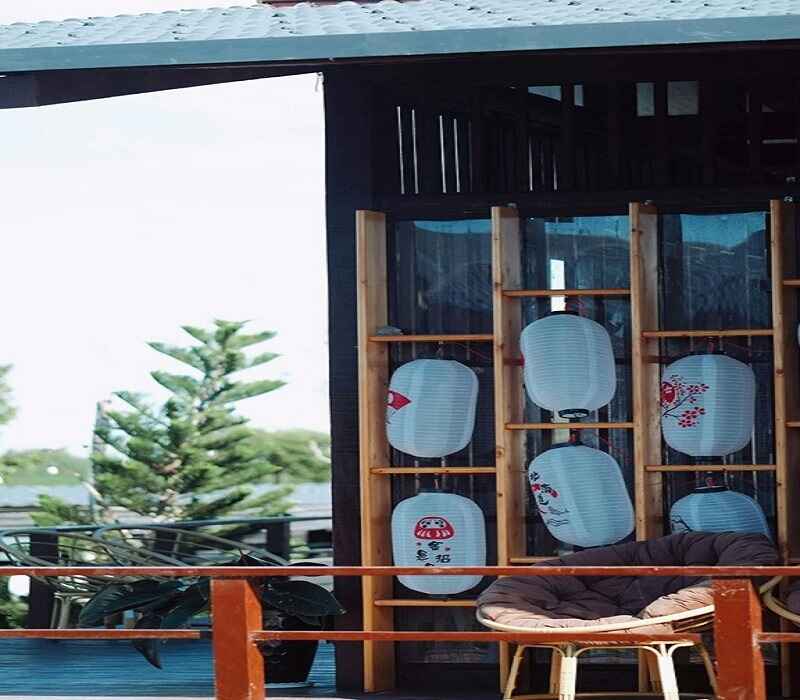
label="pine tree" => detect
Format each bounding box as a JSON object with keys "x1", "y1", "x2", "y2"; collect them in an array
[{"x1": 34, "y1": 321, "x2": 292, "y2": 525}]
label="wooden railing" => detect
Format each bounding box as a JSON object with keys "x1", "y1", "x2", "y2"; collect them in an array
[{"x1": 0, "y1": 564, "x2": 797, "y2": 700}]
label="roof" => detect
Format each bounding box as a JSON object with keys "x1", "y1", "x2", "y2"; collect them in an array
[{"x1": 0, "y1": 0, "x2": 799, "y2": 73}]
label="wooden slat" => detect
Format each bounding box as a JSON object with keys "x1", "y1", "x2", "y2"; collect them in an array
[
  {"x1": 253, "y1": 630, "x2": 701, "y2": 644},
  {"x1": 508, "y1": 556, "x2": 556, "y2": 564},
  {"x1": 503, "y1": 288, "x2": 630, "y2": 298},
  {"x1": 211, "y1": 579, "x2": 265, "y2": 700},
  {"x1": 507, "y1": 422, "x2": 634, "y2": 430},
  {"x1": 369, "y1": 333, "x2": 493, "y2": 343},
  {"x1": 783, "y1": 279, "x2": 800, "y2": 287},
  {"x1": 356, "y1": 210, "x2": 395, "y2": 692},
  {"x1": 370, "y1": 467, "x2": 496, "y2": 475},
  {"x1": 641, "y1": 328, "x2": 773, "y2": 338},
  {"x1": 713, "y1": 579, "x2": 767, "y2": 700},
  {"x1": 787, "y1": 421, "x2": 800, "y2": 428},
  {"x1": 759, "y1": 633, "x2": 800, "y2": 644},
  {"x1": 645, "y1": 464, "x2": 776, "y2": 473},
  {"x1": 374, "y1": 599, "x2": 476, "y2": 608},
  {"x1": 491, "y1": 205, "x2": 526, "y2": 690},
  {"x1": 630, "y1": 202, "x2": 663, "y2": 541}
]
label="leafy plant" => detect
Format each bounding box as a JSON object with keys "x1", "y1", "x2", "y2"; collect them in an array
[{"x1": 77, "y1": 553, "x2": 344, "y2": 669}]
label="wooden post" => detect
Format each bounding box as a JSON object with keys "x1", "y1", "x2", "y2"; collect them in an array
[
  {"x1": 25, "y1": 532, "x2": 57, "y2": 629},
  {"x1": 713, "y1": 579, "x2": 767, "y2": 700},
  {"x1": 211, "y1": 578, "x2": 265, "y2": 700},
  {"x1": 770, "y1": 198, "x2": 800, "y2": 696},
  {"x1": 264, "y1": 520, "x2": 291, "y2": 561},
  {"x1": 629, "y1": 202, "x2": 662, "y2": 693},
  {"x1": 629, "y1": 202, "x2": 663, "y2": 541},
  {"x1": 491, "y1": 206, "x2": 525, "y2": 689},
  {"x1": 356, "y1": 209, "x2": 395, "y2": 692}
]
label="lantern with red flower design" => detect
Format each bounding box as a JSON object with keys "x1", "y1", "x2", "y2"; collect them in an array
[{"x1": 661, "y1": 354, "x2": 755, "y2": 458}]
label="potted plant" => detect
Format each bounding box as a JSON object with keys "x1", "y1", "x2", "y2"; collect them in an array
[{"x1": 78, "y1": 553, "x2": 344, "y2": 683}]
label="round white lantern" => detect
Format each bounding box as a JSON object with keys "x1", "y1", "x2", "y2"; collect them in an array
[
  {"x1": 670, "y1": 486, "x2": 770, "y2": 538},
  {"x1": 661, "y1": 354, "x2": 755, "y2": 458},
  {"x1": 528, "y1": 444, "x2": 634, "y2": 548},
  {"x1": 391, "y1": 491, "x2": 486, "y2": 595},
  {"x1": 520, "y1": 313, "x2": 616, "y2": 419},
  {"x1": 386, "y1": 359, "x2": 478, "y2": 458}
]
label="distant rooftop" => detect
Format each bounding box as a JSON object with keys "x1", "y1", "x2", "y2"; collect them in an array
[{"x1": 0, "y1": 0, "x2": 799, "y2": 73}]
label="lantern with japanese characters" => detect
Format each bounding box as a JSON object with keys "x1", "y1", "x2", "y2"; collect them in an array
[
  {"x1": 391, "y1": 491, "x2": 486, "y2": 595},
  {"x1": 386, "y1": 359, "x2": 478, "y2": 458},
  {"x1": 520, "y1": 313, "x2": 616, "y2": 419},
  {"x1": 670, "y1": 486, "x2": 771, "y2": 538},
  {"x1": 528, "y1": 443, "x2": 634, "y2": 547},
  {"x1": 660, "y1": 354, "x2": 755, "y2": 458}
]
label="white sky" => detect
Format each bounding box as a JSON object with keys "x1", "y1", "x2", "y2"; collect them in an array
[{"x1": 0, "y1": 1, "x2": 329, "y2": 456}]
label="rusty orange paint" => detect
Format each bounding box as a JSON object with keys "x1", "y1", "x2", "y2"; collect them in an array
[
  {"x1": 211, "y1": 578, "x2": 265, "y2": 700},
  {"x1": 714, "y1": 579, "x2": 767, "y2": 700}
]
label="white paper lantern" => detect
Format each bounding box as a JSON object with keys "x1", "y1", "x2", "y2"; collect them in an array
[
  {"x1": 391, "y1": 491, "x2": 486, "y2": 595},
  {"x1": 520, "y1": 313, "x2": 616, "y2": 419},
  {"x1": 386, "y1": 359, "x2": 478, "y2": 458},
  {"x1": 528, "y1": 444, "x2": 634, "y2": 548},
  {"x1": 670, "y1": 487, "x2": 771, "y2": 538},
  {"x1": 661, "y1": 354, "x2": 755, "y2": 458}
]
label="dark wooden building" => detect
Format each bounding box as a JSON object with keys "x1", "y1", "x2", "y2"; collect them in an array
[{"x1": 3, "y1": 0, "x2": 800, "y2": 695}]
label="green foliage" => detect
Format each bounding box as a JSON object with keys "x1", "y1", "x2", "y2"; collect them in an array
[
  {"x1": 0, "y1": 449, "x2": 90, "y2": 486},
  {"x1": 0, "y1": 365, "x2": 14, "y2": 428},
  {"x1": 244, "y1": 429, "x2": 331, "y2": 484},
  {"x1": 0, "y1": 578, "x2": 26, "y2": 629},
  {"x1": 78, "y1": 553, "x2": 344, "y2": 669},
  {"x1": 36, "y1": 320, "x2": 293, "y2": 525}
]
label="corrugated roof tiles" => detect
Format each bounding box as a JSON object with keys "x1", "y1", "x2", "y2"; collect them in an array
[{"x1": 0, "y1": 0, "x2": 799, "y2": 72}]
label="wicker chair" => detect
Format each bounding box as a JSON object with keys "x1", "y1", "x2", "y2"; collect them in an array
[
  {"x1": 92, "y1": 524, "x2": 288, "y2": 566},
  {"x1": 476, "y1": 605, "x2": 715, "y2": 700},
  {"x1": 0, "y1": 529, "x2": 183, "y2": 628},
  {"x1": 761, "y1": 575, "x2": 799, "y2": 623}
]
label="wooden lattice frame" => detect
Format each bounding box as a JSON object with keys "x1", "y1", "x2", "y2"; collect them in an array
[{"x1": 355, "y1": 201, "x2": 800, "y2": 693}]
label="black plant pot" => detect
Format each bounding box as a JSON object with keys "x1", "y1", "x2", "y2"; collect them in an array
[{"x1": 261, "y1": 610, "x2": 319, "y2": 685}]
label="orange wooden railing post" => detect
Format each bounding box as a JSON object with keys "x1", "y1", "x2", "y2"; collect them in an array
[
  {"x1": 211, "y1": 578, "x2": 265, "y2": 700},
  {"x1": 714, "y1": 578, "x2": 767, "y2": 700}
]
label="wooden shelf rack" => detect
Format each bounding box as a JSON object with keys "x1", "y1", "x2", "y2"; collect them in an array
[{"x1": 356, "y1": 202, "x2": 799, "y2": 693}]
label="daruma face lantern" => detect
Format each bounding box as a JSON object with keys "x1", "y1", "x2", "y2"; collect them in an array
[
  {"x1": 386, "y1": 359, "x2": 478, "y2": 458},
  {"x1": 661, "y1": 354, "x2": 755, "y2": 458},
  {"x1": 391, "y1": 491, "x2": 486, "y2": 595},
  {"x1": 520, "y1": 313, "x2": 616, "y2": 419},
  {"x1": 670, "y1": 486, "x2": 771, "y2": 538},
  {"x1": 528, "y1": 444, "x2": 634, "y2": 548}
]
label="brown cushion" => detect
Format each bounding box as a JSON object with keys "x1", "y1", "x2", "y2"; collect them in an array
[{"x1": 477, "y1": 532, "x2": 776, "y2": 633}]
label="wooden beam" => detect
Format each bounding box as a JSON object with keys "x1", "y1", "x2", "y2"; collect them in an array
[
  {"x1": 356, "y1": 210, "x2": 395, "y2": 692},
  {"x1": 713, "y1": 579, "x2": 767, "y2": 700},
  {"x1": 642, "y1": 328, "x2": 773, "y2": 338},
  {"x1": 771, "y1": 199, "x2": 799, "y2": 564},
  {"x1": 211, "y1": 579, "x2": 265, "y2": 700},
  {"x1": 630, "y1": 202, "x2": 663, "y2": 542},
  {"x1": 491, "y1": 205, "x2": 526, "y2": 690}
]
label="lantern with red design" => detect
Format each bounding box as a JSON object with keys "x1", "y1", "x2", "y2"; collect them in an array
[
  {"x1": 391, "y1": 490, "x2": 486, "y2": 595},
  {"x1": 386, "y1": 359, "x2": 478, "y2": 458},
  {"x1": 528, "y1": 443, "x2": 634, "y2": 547},
  {"x1": 661, "y1": 354, "x2": 755, "y2": 458}
]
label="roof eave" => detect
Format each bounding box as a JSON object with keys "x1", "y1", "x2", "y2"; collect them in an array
[{"x1": 1, "y1": 14, "x2": 799, "y2": 73}]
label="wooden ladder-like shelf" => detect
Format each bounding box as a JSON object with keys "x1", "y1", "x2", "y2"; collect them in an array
[{"x1": 356, "y1": 202, "x2": 800, "y2": 694}]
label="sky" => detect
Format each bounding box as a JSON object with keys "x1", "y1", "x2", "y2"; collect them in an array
[{"x1": 0, "y1": 1, "x2": 329, "y2": 456}]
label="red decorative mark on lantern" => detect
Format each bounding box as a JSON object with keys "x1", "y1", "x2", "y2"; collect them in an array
[
  {"x1": 414, "y1": 516, "x2": 455, "y2": 540},
  {"x1": 387, "y1": 390, "x2": 411, "y2": 411},
  {"x1": 661, "y1": 374, "x2": 709, "y2": 427}
]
